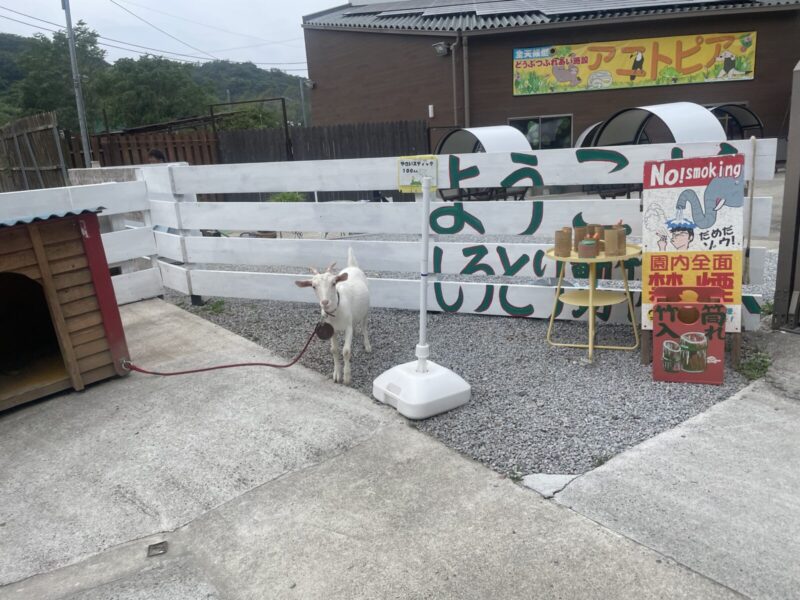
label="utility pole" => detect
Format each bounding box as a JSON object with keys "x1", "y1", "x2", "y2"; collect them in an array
[
  {"x1": 299, "y1": 78, "x2": 307, "y2": 127},
  {"x1": 62, "y1": 0, "x2": 92, "y2": 167}
]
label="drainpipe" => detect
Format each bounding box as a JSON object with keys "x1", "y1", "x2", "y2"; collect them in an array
[
  {"x1": 462, "y1": 36, "x2": 470, "y2": 127},
  {"x1": 451, "y1": 34, "x2": 461, "y2": 126}
]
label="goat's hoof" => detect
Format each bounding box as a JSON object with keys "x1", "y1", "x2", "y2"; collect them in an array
[
  {"x1": 332, "y1": 372, "x2": 341, "y2": 383},
  {"x1": 344, "y1": 376, "x2": 352, "y2": 385},
  {"x1": 364, "y1": 345, "x2": 372, "y2": 353}
]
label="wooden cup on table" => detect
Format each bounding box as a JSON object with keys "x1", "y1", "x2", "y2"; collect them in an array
[
  {"x1": 573, "y1": 226, "x2": 587, "y2": 251},
  {"x1": 604, "y1": 227, "x2": 620, "y2": 256},
  {"x1": 578, "y1": 239, "x2": 598, "y2": 258},
  {"x1": 555, "y1": 228, "x2": 572, "y2": 257},
  {"x1": 615, "y1": 225, "x2": 627, "y2": 253}
]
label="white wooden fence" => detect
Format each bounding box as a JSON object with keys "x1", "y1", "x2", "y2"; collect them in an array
[
  {"x1": 0, "y1": 138, "x2": 778, "y2": 329},
  {"x1": 0, "y1": 181, "x2": 161, "y2": 305}
]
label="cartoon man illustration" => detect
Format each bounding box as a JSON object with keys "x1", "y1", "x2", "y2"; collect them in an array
[
  {"x1": 658, "y1": 216, "x2": 696, "y2": 251},
  {"x1": 716, "y1": 50, "x2": 748, "y2": 79}
]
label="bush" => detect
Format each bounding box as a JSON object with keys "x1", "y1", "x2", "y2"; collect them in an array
[
  {"x1": 270, "y1": 192, "x2": 306, "y2": 202},
  {"x1": 218, "y1": 107, "x2": 280, "y2": 131},
  {"x1": 737, "y1": 349, "x2": 771, "y2": 381}
]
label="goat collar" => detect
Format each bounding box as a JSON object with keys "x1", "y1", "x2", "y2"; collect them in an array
[{"x1": 323, "y1": 289, "x2": 341, "y2": 318}]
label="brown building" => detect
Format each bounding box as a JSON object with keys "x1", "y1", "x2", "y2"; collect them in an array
[{"x1": 303, "y1": 0, "x2": 800, "y2": 149}]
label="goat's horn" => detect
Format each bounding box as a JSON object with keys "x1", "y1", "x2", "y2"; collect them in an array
[
  {"x1": 309, "y1": 267, "x2": 319, "y2": 275},
  {"x1": 326, "y1": 262, "x2": 337, "y2": 273}
]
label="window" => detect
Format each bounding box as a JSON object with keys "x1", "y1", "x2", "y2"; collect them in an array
[
  {"x1": 704, "y1": 102, "x2": 763, "y2": 140},
  {"x1": 509, "y1": 115, "x2": 572, "y2": 150}
]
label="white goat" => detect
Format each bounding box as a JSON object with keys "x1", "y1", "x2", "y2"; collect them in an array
[{"x1": 295, "y1": 248, "x2": 370, "y2": 385}]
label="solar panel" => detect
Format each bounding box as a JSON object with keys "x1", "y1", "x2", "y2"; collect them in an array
[
  {"x1": 347, "y1": 0, "x2": 521, "y2": 15},
  {"x1": 474, "y1": 0, "x2": 541, "y2": 16},
  {"x1": 379, "y1": 8, "x2": 428, "y2": 15},
  {"x1": 344, "y1": 0, "x2": 473, "y2": 15},
  {"x1": 423, "y1": 0, "x2": 542, "y2": 16},
  {"x1": 534, "y1": 0, "x2": 742, "y2": 16},
  {"x1": 423, "y1": 3, "x2": 480, "y2": 16},
  {"x1": 344, "y1": 0, "x2": 753, "y2": 19},
  {"x1": 344, "y1": 1, "x2": 433, "y2": 16}
]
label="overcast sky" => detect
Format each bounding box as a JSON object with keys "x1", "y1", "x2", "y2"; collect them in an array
[{"x1": 0, "y1": 0, "x2": 341, "y2": 76}]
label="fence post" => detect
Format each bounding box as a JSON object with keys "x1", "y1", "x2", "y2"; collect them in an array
[
  {"x1": 51, "y1": 126, "x2": 69, "y2": 185},
  {"x1": 141, "y1": 164, "x2": 203, "y2": 306},
  {"x1": 22, "y1": 131, "x2": 45, "y2": 188},
  {"x1": 774, "y1": 60, "x2": 800, "y2": 330},
  {"x1": 12, "y1": 134, "x2": 29, "y2": 190}
]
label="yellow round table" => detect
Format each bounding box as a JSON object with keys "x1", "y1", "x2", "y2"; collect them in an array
[{"x1": 545, "y1": 244, "x2": 641, "y2": 362}]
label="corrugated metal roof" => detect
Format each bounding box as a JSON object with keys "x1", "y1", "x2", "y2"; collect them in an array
[
  {"x1": 1, "y1": 208, "x2": 103, "y2": 229},
  {"x1": 304, "y1": 0, "x2": 800, "y2": 32}
]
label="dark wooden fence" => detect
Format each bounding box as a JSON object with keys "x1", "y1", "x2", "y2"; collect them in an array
[
  {"x1": 0, "y1": 112, "x2": 68, "y2": 192},
  {"x1": 66, "y1": 129, "x2": 218, "y2": 168},
  {"x1": 218, "y1": 120, "x2": 428, "y2": 201},
  {"x1": 219, "y1": 120, "x2": 428, "y2": 162},
  {"x1": 0, "y1": 113, "x2": 428, "y2": 200}
]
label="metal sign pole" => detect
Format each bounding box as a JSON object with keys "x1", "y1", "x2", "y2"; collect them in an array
[
  {"x1": 372, "y1": 172, "x2": 470, "y2": 420},
  {"x1": 744, "y1": 135, "x2": 757, "y2": 285},
  {"x1": 416, "y1": 177, "x2": 431, "y2": 373}
]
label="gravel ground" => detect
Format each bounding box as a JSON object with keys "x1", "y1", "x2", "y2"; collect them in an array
[
  {"x1": 749, "y1": 249, "x2": 778, "y2": 302},
  {"x1": 161, "y1": 233, "x2": 777, "y2": 476},
  {"x1": 164, "y1": 294, "x2": 757, "y2": 476}
]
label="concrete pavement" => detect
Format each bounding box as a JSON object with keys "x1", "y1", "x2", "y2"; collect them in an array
[
  {"x1": 752, "y1": 172, "x2": 785, "y2": 250},
  {"x1": 1, "y1": 299, "x2": 797, "y2": 598},
  {"x1": 556, "y1": 332, "x2": 800, "y2": 600},
  {"x1": 0, "y1": 300, "x2": 394, "y2": 593}
]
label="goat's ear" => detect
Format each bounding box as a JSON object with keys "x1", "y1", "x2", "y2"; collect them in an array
[
  {"x1": 335, "y1": 272, "x2": 349, "y2": 283},
  {"x1": 295, "y1": 280, "x2": 313, "y2": 287}
]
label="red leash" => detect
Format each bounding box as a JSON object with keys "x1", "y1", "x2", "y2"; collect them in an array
[{"x1": 121, "y1": 323, "x2": 331, "y2": 377}]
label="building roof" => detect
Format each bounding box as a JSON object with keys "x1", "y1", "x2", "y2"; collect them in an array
[
  {"x1": 1, "y1": 208, "x2": 103, "y2": 229},
  {"x1": 303, "y1": 0, "x2": 800, "y2": 33}
]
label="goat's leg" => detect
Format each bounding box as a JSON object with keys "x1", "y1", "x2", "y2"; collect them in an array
[
  {"x1": 331, "y1": 332, "x2": 342, "y2": 383},
  {"x1": 342, "y1": 325, "x2": 354, "y2": 385},
  {"x1": 362, "y1": 318, "x2": 371, "y2": 353}
]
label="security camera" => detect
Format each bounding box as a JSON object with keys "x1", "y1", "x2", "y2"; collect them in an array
[{"x1": 432, "y1": 42, "x2": 450, "y2": 57}]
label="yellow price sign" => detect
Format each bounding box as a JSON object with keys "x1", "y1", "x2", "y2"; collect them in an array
[{"x1": 397, "y1": 155, "x2": 438, "y2": 193}]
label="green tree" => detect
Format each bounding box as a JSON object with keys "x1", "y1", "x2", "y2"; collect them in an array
[
  {"x1": 1, "y1": 27, "x2": 308, "y2": 131},
  {"x1": 0, "y1": 33, "x2": 33, "y2": 94},
  {"x1": 217, "y1": 106, "x2": 281, "y2": 131},
  {"x1": 16, "y1": 23, "x2": 107, "y2": 132},
  {"x1": 193, "y1": 61, "x2": 307, "y2": 124},
  {"x1": 97, "y1": 56, "x2": 214, "y2": 128}
]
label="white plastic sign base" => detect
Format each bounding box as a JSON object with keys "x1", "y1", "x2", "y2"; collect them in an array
[{"x1": 372, "y1": 360, "x2": 471, "y2": 420}]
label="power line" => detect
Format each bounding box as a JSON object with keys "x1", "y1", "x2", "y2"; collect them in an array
[
  {"x1": 0, "y1": 13, "x2": 57, "y2": 33},
  {"x1": 234, "y1": 59, "x2": 307, "y2": 65},
  {"x1": 0, "y1": 7, "x2": 307, "y2": 65},
  {"x1": 0, "y1": 6, "x2": 62, "y2": 27},
  {"x1": 0, "y1": 13, "x2": 196, "y2": 62},
  {"x1": 108, "y1": 0, "x2": 219, "y2": 60},
  {"x1": 211, "y1": 39, "x2": 303, "y2": 53},
  {"x1": 115, "y1": 0, "x2": 300, "y2": 48},
  {"x1": 0, "y1": 6, "x2": 208, "y2": 60},
  {"x1": 0, "y1": 13, "x2": 309, "y2": 71}
]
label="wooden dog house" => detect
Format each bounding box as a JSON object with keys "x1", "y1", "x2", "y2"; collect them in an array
[{"x1": 0, "y1": 211, "x2": 130, "y2": 411}]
